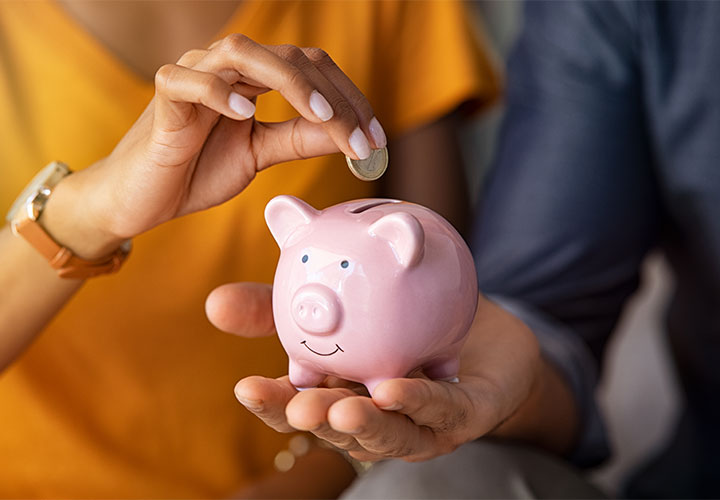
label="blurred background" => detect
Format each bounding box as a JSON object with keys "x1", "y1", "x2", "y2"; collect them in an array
[
  {"x1": 0, "y1": 1, "x2": 684, "y2": 496},
  {"x1": 465, "y1": 2, "x2": 681, "y2": 496}
]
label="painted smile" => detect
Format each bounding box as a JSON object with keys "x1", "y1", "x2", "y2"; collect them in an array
[{"x1": 300, "y1": 340, "x2": 344, "y2": 356}]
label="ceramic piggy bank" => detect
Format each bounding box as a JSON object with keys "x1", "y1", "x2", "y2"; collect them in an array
[{"x1": 265, "y1": 196, "x2": 478, "y2": 395}]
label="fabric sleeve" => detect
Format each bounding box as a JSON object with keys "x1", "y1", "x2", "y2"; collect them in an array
[
  {"x1": 471, "y1": 1, "x2": 661, "y2": 467},
  {"x1": 372, "y1": 0, "x2": 501, "y2": 137}
]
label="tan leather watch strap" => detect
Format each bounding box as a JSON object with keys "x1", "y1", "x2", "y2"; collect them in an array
[
  {"x1": 8, "y1": 162, "x2": 131, "y2": 279},
  {"x1": 12, "y1": 216, "x2": 130, "y2": 279}
]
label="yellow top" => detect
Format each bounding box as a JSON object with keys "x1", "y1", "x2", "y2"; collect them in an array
[{"x1": 0, "y1": 1, "x2": 499, "y2": 497}]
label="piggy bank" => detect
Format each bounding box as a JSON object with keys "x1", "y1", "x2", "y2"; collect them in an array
[{"x1": 265, "y1": 196, "x2": 478, "y2": 395}]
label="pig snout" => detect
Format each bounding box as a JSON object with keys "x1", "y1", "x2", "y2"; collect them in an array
[{"x1": 291, "y1": 283, "x2": 342, "y2": 335}]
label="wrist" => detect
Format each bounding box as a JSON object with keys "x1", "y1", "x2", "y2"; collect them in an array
[
  {"x1": 491, "y1": 356, "x2": 579, "y2": 455},
  {"x1": 40, "y1": 164, "x2": 126, "y2": 260}
]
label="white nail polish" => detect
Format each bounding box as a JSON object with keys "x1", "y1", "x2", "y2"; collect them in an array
[
  {"x1": 368, "y1": 117, "x2": 387, "y2": 148},
  {"x1": 309, "y1": 90, "x2": 334, "y2": 122},
  {"x1": 349, "y1": 127, "x2": 371, "y2": 160},
  {"x1": 228, "y1": 92, "x2": 255, "y2": 119}
]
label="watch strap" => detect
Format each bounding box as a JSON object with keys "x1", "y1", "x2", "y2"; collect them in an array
[{"x1": 12, "y1": 213, "x2": 130, "y2": 279}]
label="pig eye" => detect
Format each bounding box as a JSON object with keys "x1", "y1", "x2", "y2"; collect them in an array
[
  {"x1": 340, "y1": 260, "x2": 349, "y2": 269},
  {"x1": 302, "y1": 254, "x2": 309, "y2": 263}
]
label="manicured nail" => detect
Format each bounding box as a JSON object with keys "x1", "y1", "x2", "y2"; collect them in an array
[
  {"x1": 368, "y1": 117, "x2": 387, "y2": 148},
  {"x1": 309, "y1": 90, "x2": 334, "y2": 122},
  {"x1": 380, "y1": 402, "x2": 402, "y2": 411},
  {"x1": 236, "y1": 395, "x2": 263, "y2": 411},
  {"x1": 228, "y1": 92, "x2": 255, "y2": 119},
  {"x1": 349, "y1": 127, "x2": 371, "y2": 159}
]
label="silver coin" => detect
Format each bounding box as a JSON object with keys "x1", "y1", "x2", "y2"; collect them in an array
[{"x1": 345, "y1": 147, "x2": 388, "y2": 181}]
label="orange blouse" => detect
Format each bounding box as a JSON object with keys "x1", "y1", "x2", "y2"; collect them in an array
[{"x1": 0, "y1": 1, "x2": 499, "y2": 497}]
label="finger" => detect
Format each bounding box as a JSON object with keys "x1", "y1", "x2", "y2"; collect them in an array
[
  {"x1": 252, "y1": 118, "x2": 338, "y2": 169},
  {"x1": 207, "y1": 37, "x2": 225, "y2": 51},
  {"x1": 178, "y1": 115, "x2": 337, "y2": 214},
  {"x1": 286, "y1": 387, "x2": 358, "y2": 431},
  {"x1": 303, "y1": 47, "x2": 387, "y2": 149},
  {"x1": 309, "y1": 422, "x2": 364, "y2": 454},
  {"x1": 347, "y1": 449, "x2": 391, "y2": 462},
  {"x1": 285, "y1": 388, "x2": 365, "y2": 452},
  {"x1": 234, "y1": 376, "x2": 297, "y2": 433},
  {"x1": 195, "y1": 35, "x2": 370, "y2": 160},
  {"x1": 176, "y1": 48, "x2": 208, "y2": 68},
  {"x1": 327, "y1": 395, "x2": 444, "y2": 461},
  {"x1": 205, "y1": 282, "x2": 275, "y2": 338},
  {"x1": 154, "y1": 63, "x2": 256, "y2": 131},
  {"x1": 371, "y1": 377, "x2": 480, "y2": 435},
  {"x1": 231, "y1": 82, "x2": 271, "y2": 98},
  {"x1": 196, "y1": 35, "x2": 324, "y2": 120},
  {"x1": 269, "y1": 44, "x2": 373, "y2": 159}
]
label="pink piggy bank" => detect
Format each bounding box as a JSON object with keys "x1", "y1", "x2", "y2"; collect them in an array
[{"x1": 265, "y1": 196, "x2": 478, "y2": 395}]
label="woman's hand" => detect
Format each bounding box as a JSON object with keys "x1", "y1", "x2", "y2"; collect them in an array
[
  {"x1": 44, "y1": 35, "x2": 386, "y2": 258},
  {"x1": 206, "y1": 284, "x2": 577, "y2": 463}
]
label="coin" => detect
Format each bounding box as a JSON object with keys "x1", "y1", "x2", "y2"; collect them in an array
[{"x1": 346, "y1": 147, "x2": 388, "y2": 181}]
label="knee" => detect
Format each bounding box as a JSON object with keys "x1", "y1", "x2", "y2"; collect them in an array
[{"x1": 340, "y1": 440, "x2": 604, "y2": 500}]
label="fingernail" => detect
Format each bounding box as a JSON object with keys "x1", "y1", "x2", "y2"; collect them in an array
[
  {"x1": 236, "y1": 396, "x2": 263, "y2": 411},
  {"x1": 380, "y1": 402, "x2": 402, "y2": 411},
  {"x1": 228, "y1": 92, "x2": 255, "y2": 119},
  {"x1": 343, "y1": 426, "x2": 364, "y2": 435},
  {"x1": 368, "y1": 117, "x2": 387, "y2": 148},
  {"x1": 349, "y1": 127, "x2": 371, "y2": 159},
  {"x1": 309, "y1": 90, "x2": 334, "y2": 122}
]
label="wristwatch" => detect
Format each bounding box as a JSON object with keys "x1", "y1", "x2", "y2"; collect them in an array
[{"x1": 6, "y1": 161, "x2": 131, "y2": 279}]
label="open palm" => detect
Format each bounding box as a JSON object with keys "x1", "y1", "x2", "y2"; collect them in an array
[{"x1": 206, "y1": 283, "x2": 544, "y2": 462}]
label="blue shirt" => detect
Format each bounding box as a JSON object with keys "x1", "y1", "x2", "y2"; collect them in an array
[{"x1": 471, "y1": 1, "x2": 720, "y2": 497}]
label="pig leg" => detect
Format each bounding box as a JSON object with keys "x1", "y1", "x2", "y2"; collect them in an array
[
  {"x1": 423, "y1": 357, "x2": 460, "y2": 383},
  {"x1": 288, "y1": 360, "x2": 326, "y2": 390}
]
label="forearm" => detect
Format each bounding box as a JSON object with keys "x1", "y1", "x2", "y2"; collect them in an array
[
  {"x1": 382, "y1": 112, "x2": 470, "y2": 234},
  {"x1": 0, "y1": 170, "x2": 120, "y2": 371},
  {"x1": 467, "y1": 297, "x2": 580, "y2": 456},
  {"x1": 0, "y1": 225, "x2": 82, "y2": 370},
  {"x1": 491, "y1": 355, "x2": 580, "y2": 456}
]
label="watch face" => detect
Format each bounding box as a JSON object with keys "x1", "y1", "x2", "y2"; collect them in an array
[{"x1": 5, "y1": 162, "x2": 71, "y2": 223}]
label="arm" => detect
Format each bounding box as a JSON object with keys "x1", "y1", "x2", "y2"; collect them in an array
[
  {"x1": 0, "y1": 224, "x2": 82, "y2": 368},
  {"x1": 472, "y1": 0, "x2": 658, "y2": 464},
  {"x1": 221, "y1": 291, "x2": 573, "y2": 460},
  {"x1": 223, "y1": 1, "x2": 658, "y2": 464},
  {"x1": 371, "y1": 0, "x2": 500, "y2": 235},
  {"x1": 0, "y1": 36, "x2": 387, "y2": 372},
  {"x1": 383, "y1": 111, "x2": 470, "y2": 234},
  {"x1": 485, "y1": 320, "x2": 580, "y2": 456}
]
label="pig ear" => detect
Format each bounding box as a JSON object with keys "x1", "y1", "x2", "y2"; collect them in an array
[
  {"x1": 265, "y1": 195, "x2": 318, "y2": 247},
  {"x1": 368, "y1": 212, "x2": 425, "y2": 267}
]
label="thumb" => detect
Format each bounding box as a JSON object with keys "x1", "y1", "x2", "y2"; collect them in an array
[
  {"x1": 254, "y1": 118, "x2": 337, "y2": 170},
  {"x1": 205, "y1": 282, "x2": 275, "y2": 338},
  {"x1": 371, "y1": 377, "x2": 475, "y2": 432}
]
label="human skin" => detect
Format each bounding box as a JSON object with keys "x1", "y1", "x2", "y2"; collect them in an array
[
  {"x1": 207, "y1": 283, "x2": 580, "y2": 463},
  {"x1": 1, "y1": 3, "x2": 474, "y2": 494},
  {"x1": 57, "y1": 0, "x2": 471, "y2": 233},
  {"x1": 1, "y1": 8, "x2": 470, "y2": 372},
  {"x1": 0, "y1": 33, "x2": 385, "y2": 371}
]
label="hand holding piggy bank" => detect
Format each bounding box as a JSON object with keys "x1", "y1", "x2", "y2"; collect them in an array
[{"x1": 266, "y1": 196, "x2": 478, "y2": 395}]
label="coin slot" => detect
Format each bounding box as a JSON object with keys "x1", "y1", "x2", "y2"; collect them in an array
[{"x1": 349, "y1": 200, "x2": 398, "y2": 214}]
